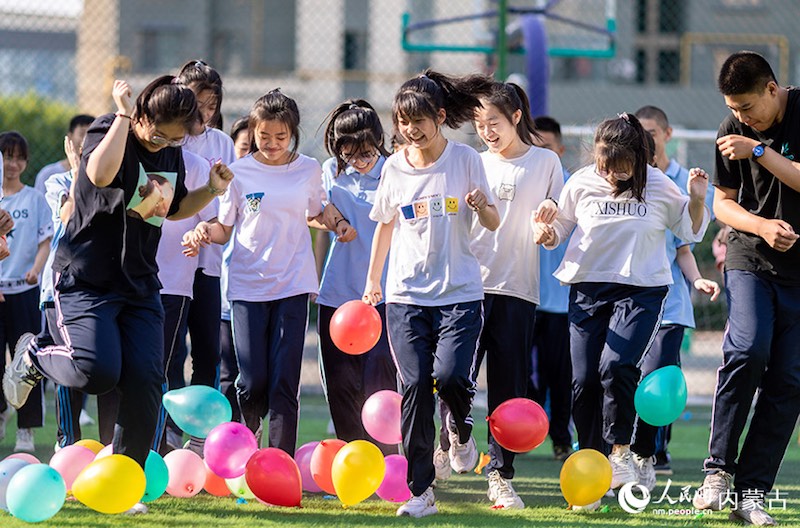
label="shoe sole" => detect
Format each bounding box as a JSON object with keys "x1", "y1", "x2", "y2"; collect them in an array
[{"x1": 398, "y1": 505, "x2": 438, "y2": 518}]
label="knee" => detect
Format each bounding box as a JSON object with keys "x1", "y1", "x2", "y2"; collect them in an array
[
  {"x1": 81, "y1": 363, "x2": 120, "y2": 395},
  {"x1": 436, "y1": 372, "x2": 473, "y2": 398}
]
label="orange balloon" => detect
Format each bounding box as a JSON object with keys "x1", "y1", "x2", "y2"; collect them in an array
[
  {"x1": 203, "y1": 463, "x2": 230, "y2": 497},
  {"x1": 330, "y1": 301, "x2": 382, "y2": 355},
  {"x1": 74, "y1": 439, "x2": 105, "y2": 455},
  {"x1": 309, "y1": 439, "x2": 346, "y2": 494}
]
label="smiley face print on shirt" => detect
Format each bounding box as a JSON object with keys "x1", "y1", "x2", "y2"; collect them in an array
[{"x1": 445, "y1": 197, "x2": 459, "y2": 215}]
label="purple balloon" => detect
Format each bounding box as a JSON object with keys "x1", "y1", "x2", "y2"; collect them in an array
[
  {"x1": 294, "y1": 441, "x2": 323, "y2": 493},
  {"x1": 361, "y1": 390, "x2": 402, "y2": 445},
  {"x1": 376, "y1": 454, "x2": 411, "y2": 503},
  {"x1": 204, "y1": 422, "x2": 258, "y2": 478},
  {"x1": 0, "y1": 458, "x2": 30, "y2": 511}
]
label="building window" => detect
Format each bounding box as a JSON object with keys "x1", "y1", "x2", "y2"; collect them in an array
[
  {"x1": 139, "y1": 28, "x2": 185, "y2": 72},
  {"x1": 633, "y1": 0, "x2": 684, "y2": 85}
]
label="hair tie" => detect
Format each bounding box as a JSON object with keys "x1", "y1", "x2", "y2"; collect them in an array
[
  {"x1": 618, "y1": 112, "x2": 631, "y2": 123},
  {"x1": 268, "y1": 88, "x2": 282, "y2": 95},
  {"x1": 348, "y1": 103, "x2": 360, "y2": 110},
  {"x1": 419, "y1": 73, "x2": 430, "y2": 81},
  {"x1": 194, "y1": 60, "x2": 207, "y2": 69}
]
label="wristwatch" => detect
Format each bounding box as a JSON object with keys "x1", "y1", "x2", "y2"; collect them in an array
[{"x1": 752, "y1": 143, "x2": 767, "y2": 159}]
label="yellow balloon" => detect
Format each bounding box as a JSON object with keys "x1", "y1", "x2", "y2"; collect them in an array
[
  {"x1": 72, "y1": 454, "x2": 146, "y2": 514},
  {"x1": 331, "y1": 440, "x2": 386, "y2": 506},
  {"x1": 74, "y1": 439, "x2": 105, "y2": 455},
  {"x1": 559, "y1": 449, "x2": 612, "y2": 507}
]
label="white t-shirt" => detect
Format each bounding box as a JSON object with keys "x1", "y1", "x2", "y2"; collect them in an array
[
  {"x1": 0, "y1": 186, "x2": 53, "y2": 295},
  {"x1": 156, "y1": 150, "x2": 211, "y2": 297},
  {"x1": 548, "y1": 164, "x2": 710, "y2": 287},
  {"x1": 183, "y1": 127, "x2": 237, "y2": 278},
  {"x1": 370, "y1": 141, "x2": 494, "y2": 306},
  {"x1": 471, "y1": 146, "x2": 564, "y2": 304},
  {"x1": 219, "y1": 153, "x2": 324, "y2": 302}
]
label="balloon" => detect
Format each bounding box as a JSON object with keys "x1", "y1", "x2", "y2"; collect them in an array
[
  {"x1": 375, "y1": 454, "x2": 411, "y2": 503},
  {"x1": 559, "y1": 449, "x2": 612, "y2": 507},
  {"x1": 203, "y1": 462, "x2": 230, "y2": 497},
  {"x1": 245, "y1": 448, "x2": 302, "y2": 507},
  {"x1": 635, "y1": 365, "x2": 688, "y2": 426},
  {"x1": 488, "y1": 398, "x2": 549, "y2": 453},
  {"x1": 4, "y1": 453, "x2": 40, "y2": 464},
  {"x1": 164, "y1": 449, "x2": 206, "y2": 498},
  {"x1": 72, "y1": 454, "x2": 146, "y2": 514},
  {"x1": 204, "y1": 422, "x2": 258, "y2": 478},
  {"x1": 74, "y1": 439, "x2": 105, "y2": 454},
  {"x1": 0, "y1": 458, "x2": 30, "y2": 511},
  {"x1": 95, "y1": 444, "x2": 114, "y2": 459},
  {"x1": 225, "y1": 474, "x2": 255, "y2": 499},
  {"x1": 163, "y1": 385, "x2": 232, "y2": 439},
  {"x1": 294, "y1": 441, "x2": 322, "y2": 493},
  {"x1": 142, "y1": 450, "x2": 169, "y2": 502},
  {"x1": 310, "y1": 438, "x2": 346, "y2": 495},
  {"x1": 329, "y1": 300, "x2": 382, "y2": 355},
  {"x1": 361, "y1": 390, "x2": 402, "y2": 445},
  {"x1": 6, "y1": 464, "x2": 66, "y2": 522},
  {"x1": 49, "y1": 444, "x2": 96, "y2": 491},
  {"x1": 332, "y1": 440, "x2": 385, "y2": 506}
]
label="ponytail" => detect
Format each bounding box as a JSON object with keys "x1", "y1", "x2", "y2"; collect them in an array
[
  {"x1": 132, "y1": 75, "x2": 198, "y2": 131},
  {"x1": 323, "y1": 99, "x2": 390, "y2": 175},
  {"x1": 594, "y1": 112, "x2": 649, "y2": 202}
]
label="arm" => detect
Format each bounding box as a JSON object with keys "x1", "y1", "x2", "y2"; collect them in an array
[
  {"x1": 59, "y1": 135, "x2": 80, "y2": 224},
  {"x1": 687, "y1": 168, "x2": 710, "y2": 235},
  {"x1": 320, "y1": 203, "x2": 357, "y2": 242},
  {"x1": 717, "y1": 134, "x2": 800, "y2": 193},
  {"x1": 363, "y1": 218, "x2": 395, "y2": 305},
  {"x1": 675, "y1": 245, "x2": 720, "y2": 301},
  {"x1": 465, "y1": 189, "x2": 500, "y2": 231},
  {"x1": 713, "y1": 185, "x2": 798, "y2": 252},
  {"x1": 85, "y1": 80, "x2": 133, "y2": 188},
  {"x1": 24, "y1": 238, "x2": 51, "y2": 284}
]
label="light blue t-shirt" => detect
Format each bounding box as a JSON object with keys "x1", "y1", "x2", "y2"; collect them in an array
[
  {"x1": 317, "y1": 156, "x2": 387, "y2": 308},
  {"x1": 538, "y1": 168, "x2": 571, "y2": 314},
  {"x1": 0, "y1": 185, "x2": 53, "y2": 295},
  {"x1": 39, "y1": 171, "x2": 72, "y2": 306}
]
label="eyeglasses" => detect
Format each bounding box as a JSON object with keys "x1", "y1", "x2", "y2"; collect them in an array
[
  {"x1": 150, "y1": 133, "x2": 186, "y2": 148},
  {"x1": 343, "y1": 151, "x2": 378, "y2": 166},
  {"x1": 596, "y1": 168, "x2": 630, "y2": 180}
]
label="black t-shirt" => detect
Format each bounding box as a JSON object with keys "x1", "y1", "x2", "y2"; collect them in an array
[
  {"x1": 53, "y1": 114, "x2": 188, "y2": 297},
  {"x1": 713, "y1": 88, "x2": 800, "y2": 285}
]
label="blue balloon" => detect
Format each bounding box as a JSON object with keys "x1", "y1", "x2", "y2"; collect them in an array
[
  {"x1": 634, "y1": 365, "x2": 688, "y2": 427},
  {"x1": 0, "y1": 458, "x2": 30, "y2": 511},
  {"x1": 142, "y1": 450, "x2": 169, "y2": 502},
  {"x1": 163, "y1": 385, "x2": 232, "y2": 438},
  {"x1": 7, "y1": 464, "x2": 66, "y2": 523}
]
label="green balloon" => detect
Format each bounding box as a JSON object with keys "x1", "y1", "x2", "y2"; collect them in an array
[
  {"x1": 142, "y1": 450, "x2": 169, "y2": 502},
  {"x1": 634, "y1": 365, "x2": 687, "y2": 426}
]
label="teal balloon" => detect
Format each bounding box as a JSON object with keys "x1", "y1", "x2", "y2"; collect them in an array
[
  {"x1": 142, "y1": 450, "x2": 169, "y2": 502},
  {"x1": 7, "y1": 464, "x2": 66, "y2": 523},
  {"x1": 163, "y1": 385, "x2": 232, "y2": 438},
  {"x1": 634, "y1": 365, "x2": 687, "y2": 426}
]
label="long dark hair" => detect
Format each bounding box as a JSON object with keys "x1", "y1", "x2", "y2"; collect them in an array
[
  {"x1": 324, "y1": 99, "x2": 390, "y2": 175},
  {"x1": 392, "y1": 69, "x2": 493, "y2": 130},
  {"x1": 594, "y1": 112, "x2": 649, "y2": 202},
  {"x1": 132, "y1": 75, "x2": 198, "y2": 131},
  {"x1": 249, "y1": 88, "x2": 301, "y2": 162},
  {"x1": 177, "y1": 59, "x2": 224, "y2": 129},
  {"x1": 480, "y1": 82, "x2": 541, "y2": 145}
]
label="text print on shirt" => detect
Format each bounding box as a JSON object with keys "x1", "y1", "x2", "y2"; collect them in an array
[{"x1": 592, "y1": 200, "x2": 648, "y2": 217}]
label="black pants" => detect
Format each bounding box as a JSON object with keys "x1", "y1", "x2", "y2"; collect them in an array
[
  {"x1": 0, "y1": 287, "x2": 44, "y2": 429},
  {"x1": 569, "y1": 282, "x2": 667, "y2": 451},
  {"x1": 387, "y1": 301, "x2": 482, "y2": 496},
  {"x1": 704, "y1": 271, "x2": 800, "y2": 495},
  {"x1": 317, "y1": 303, "x2": 398, "y2": 454},
  {"x1": 156, "y1": 294, "x2": 191, "y2": 452},
  {"x1": 219, "y1": 319, "x2": 240, "y2": 422},
  {"x1": 30, "y1": 281, "x2": 165, "y2": 467},
  {"x1": 180, "y1": 270, "x2": 221, "y2": 388},
  {"x1": 231, "y1": 294, "x2": 308, "y2": 457},
  {"x1": 531, "y1": 310, "x2": 573, "y2": 448},
  {"x1": 474, "y1": 294, "x2": 536, "y2": 479},
  {"x1": 631, "y1": 324, "x2": 684, "y2": 458}
]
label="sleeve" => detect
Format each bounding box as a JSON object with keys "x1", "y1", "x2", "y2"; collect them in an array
[
  {"x1": 546, "y1": 154, "x2": 565, "y2": 204},
  {"x1": 44, "y1": 172, "x2": 71, "y2": 224},
  {"x1": 218, "y1": 179, "x2": 239, "y2": 228},
  {"x1": 321, "y1": 158, "x2": 337, "y2": 203},
  {"x1": 468, "y1": 148, "x2": 494, "y2": 207},
  {"x1": 369, "y1": 163, "x2": 397, "y2": 224},
  {"x1": 81, "y1": 114, "x2": 114, "y2": 159},
  {"x1": 306, "y1": 160, "x2": 325, "y2": 217},
  {"x1": 545, "y1": 175, "x2": 579, "y2": 249},
  {"x1": 712, "y1": 118, "x2": 743, "y2": 190},
  {"x1": 35, "y1": 192, "x2": 54, "y2": 244},
  {"x1": 167, "y1": 149, "x2": 188, "y2": 218},
  {"x1": 663, "y1": 176, "x2": 709, "y2": 244}
]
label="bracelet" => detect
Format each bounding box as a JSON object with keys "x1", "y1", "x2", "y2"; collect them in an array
[
  {"x1": 548, "y1": 197, "x2": 558, "y2": 207},
  {"x1": 115, "y1": 112, "x2": 132, "y2": 120},
  {"x1": 206, "y1": 181, "x2": 226, "y2": 196},
  {"x1": 335, "y1": 217, "x2": 349, "y2": 227}
]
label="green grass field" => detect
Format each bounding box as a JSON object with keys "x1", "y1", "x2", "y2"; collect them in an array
[{"x1": 2, "y1": 394, "x2": 800, "y2": 527}]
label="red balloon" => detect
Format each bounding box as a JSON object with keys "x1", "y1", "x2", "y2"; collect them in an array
[
  {"x1": 244, "y1": 448, "x2": 302, "y2": 507},
  {"x1": 309, "y1": 439, "x2": 346, "y2": 494},
  {"x1": 329, "y1": 300, "x2": 382, "y2": 355},
  {"x1": 488, "y1": 398, "x2": 549, "y2": 453}
]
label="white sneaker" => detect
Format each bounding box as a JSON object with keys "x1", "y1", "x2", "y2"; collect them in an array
[
  {"x1": 165, "y1": 428, "x2": 183, "y2": 451},
  {"x1": 14, "y1": 428, "x2": 35, "y2": 453},
  {"x1": 487, "y1": 470, "x2": 524, "y2": 510},
  {"x1": 396, "y1": 487, "x2": 437, "y2": 518},
  {"x1": 0, "y1": 406, "x2": 13, "y2": 441},
  {"x1": 693, "y1": 471, "x2": 733, "y2": 511},
  {"x1": 608, "y1": 448, "x2": 637, "y2": 489},
  {"x1": 448, "y1": 424, "x2": 478, "y2": 474},
  {"x1": 124, "y1": 502, "x2": 149, "y2": 515},
  {"x1": 79, "y1": 409, "x2": 95, "y2": 426},
  {"x1": 632, "y1": 453, "x2": 657, "y2": 492},
  {"x1": 571, "y1": 499, "x2": 601, "y2": 511},
  {"x1": 730, "y1": 504, "x2": 777, "y2": 526},
  {"x1": 3, "y1": 333, "x2": 43, "y2": 409},
  {"x1": 433, "y1": 446, "x2": 452, "y2": 482}
]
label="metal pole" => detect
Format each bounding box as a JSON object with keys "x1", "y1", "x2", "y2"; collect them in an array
[{"x1": 497, "y1": 0, "x2": 508, "y2": 80}]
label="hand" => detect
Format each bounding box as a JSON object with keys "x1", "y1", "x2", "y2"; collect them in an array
[
  {"x1": 465, "y1": 189, "x2": 488, "y2": 211},
  {"x1": 24, "y1": 269, "x2": 38, "y2": 285},
  {"x1": 363, "y1": 279, "x2": 383, "y2": 306},
  {"x1": 757, "y1": 218, "x2": 799, "y2": 252},
  {"x1": 181, "y1": 222, "x2": 211, "y2": 257},
  {"x1": 112, "y1": 79, "x2": 133, "y2": 116},
  {"x1": 687, "y1": 167, "x2": 709, "y2": 202},
  {"x1": 533, "y1": 221, "x2": 555, "y2": 245},
  {"x1": 335, "y1": 220, "x2": 357, "y2": 243},
  {"x1": 0, "y1": 209, "x2": 14, "y2": 237},
  {"x1": 693, "y1": 278, "x2": 721, "y2": 301},
  {"x1": 0, "y1": 236, "x2": 9, "y2": 261},
  {"x1": 716, "y1": 134, "x2": 759, "y2": 161},
  {"x1": 208, "y1": 160, "x2": 234, "y2": 194},
  {"x1": 534, "y1": 198, "x2": 558, "y2": 224},
  {"x1": 322, "y1": 204, "x2": 341, "y2": 231},
  {"x1": 64, "y1": 135, "x2": 81, "y2": 172}
]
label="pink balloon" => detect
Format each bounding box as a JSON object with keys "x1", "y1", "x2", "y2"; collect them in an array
[
  {"x1": 204, "y1": 422, "x2": 258, "y2": 479},
  {"x1": 4, "y1": 453, "x2": 40, "y2": 464},
  {"x1": 361, "y1": 390, "x2": 402, "y2": 445},
  {"x1": 49, "y1": 445, "x2": 96, "y2": 491},
  {"x1": 294, "y1": 441, "x2": 322, "y2": 493},
  {"x1": 376, "y1": 454, "x2": 411, "y2": 503},
  {"x1": 164, "y1": 449, "x2": 206, "y2": 498},
  {"x1": 95, "y1": 444, "x2": 114, "y2": 459}
]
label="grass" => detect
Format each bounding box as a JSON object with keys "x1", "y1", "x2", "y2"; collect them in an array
[{"x1": 2, "y1": 394, "x2": 800, "y2": 527}]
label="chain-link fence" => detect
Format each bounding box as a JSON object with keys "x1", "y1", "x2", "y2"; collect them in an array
[{"x1": 2, "y1": 0, "x2": 798, "y2": 399}]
